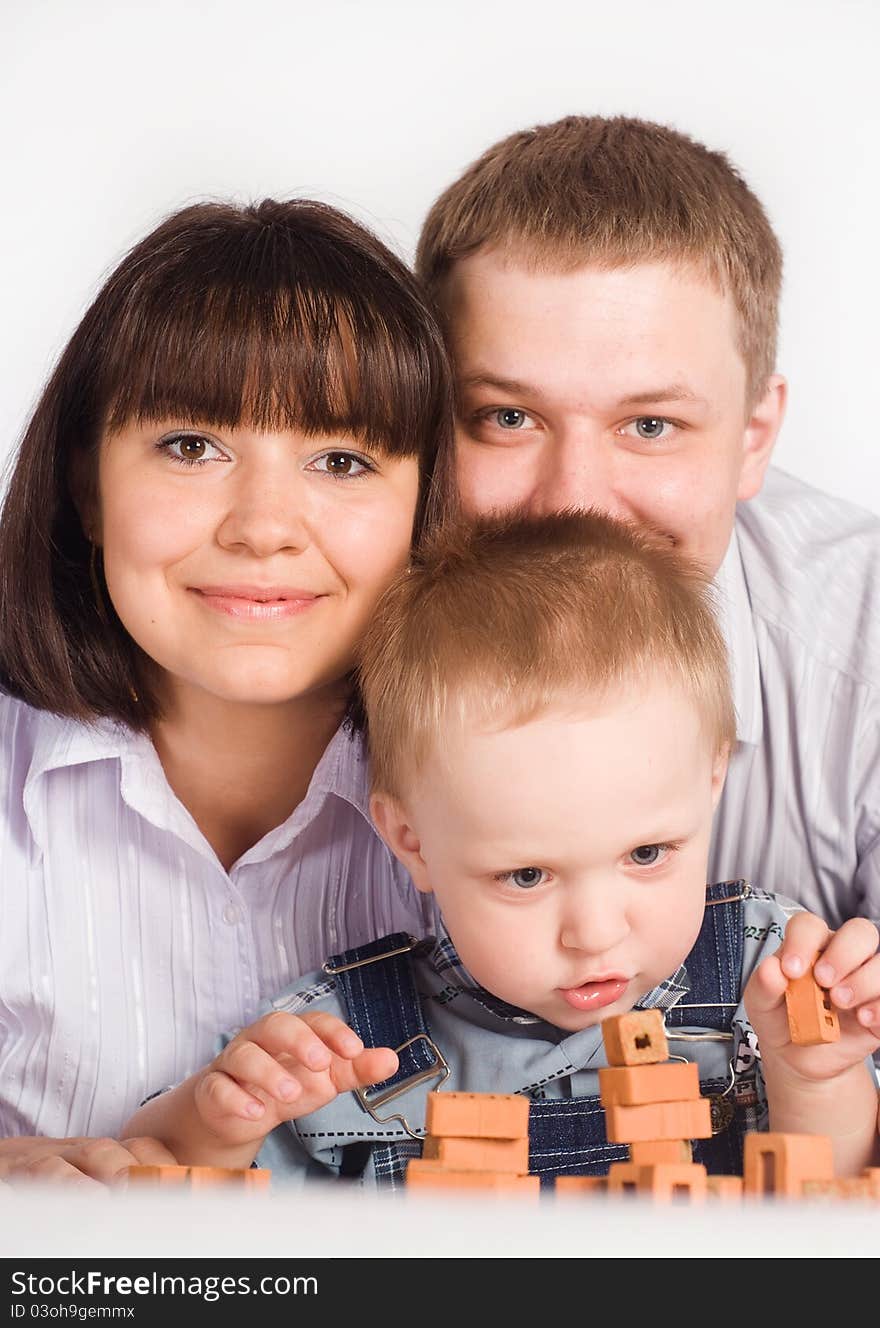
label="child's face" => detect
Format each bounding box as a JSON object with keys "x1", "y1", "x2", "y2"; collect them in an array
[
  {"x1": 373, "y1": 681, "x2": 727, "y2": 1032},
  {"x1": 445, "y1": 255, "x2": 785, "y2": 577},
  {"x1": 91, "y1": 421, "x2": 419, "y2": 709}
]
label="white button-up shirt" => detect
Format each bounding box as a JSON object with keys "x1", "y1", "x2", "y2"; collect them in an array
[
  {"x1": 710, "y1": 466, "x2": 880, "y2": 929},
  {"x1": 0, "y1": 709, "x2": 435, "y2": 1137}
]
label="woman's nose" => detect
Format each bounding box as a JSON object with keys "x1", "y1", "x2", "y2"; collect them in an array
[{"x1": 216, "y1": 462, "x2": 311, "y2": 557}]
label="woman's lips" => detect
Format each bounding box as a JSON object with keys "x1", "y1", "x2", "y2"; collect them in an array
[
  {"x1": 559, "y1": 978, "x2": 628, "y2": 1012},
  {"x1": 190, "y1": 587, "x2": 324, "y2": 621}
]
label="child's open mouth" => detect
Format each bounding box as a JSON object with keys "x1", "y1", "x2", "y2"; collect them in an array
[{"x1": 559, "y1": 978, "x2": 628, "y2": 1012}]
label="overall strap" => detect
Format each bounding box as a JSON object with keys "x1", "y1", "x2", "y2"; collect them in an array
[
  {"x1": 323, "y1": 932, "x2": 444, "y2": 1186},
  {"x1": 664, "y1": 880, "x2": 747, "y2": 1030}
]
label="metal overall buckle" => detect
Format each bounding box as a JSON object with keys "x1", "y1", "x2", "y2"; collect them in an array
[{"x1": 322, "y1": 936, "x2": 451, "y2": 1140}]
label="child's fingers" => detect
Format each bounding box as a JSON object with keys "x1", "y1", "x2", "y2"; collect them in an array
[
  {"x1": 247, "y1": 1010, "x2": 363, "y2": 1069},
  {"x1": 812, "y1": 918, "x2": 880, "y2": 993},
  {"x1": 195, "y1": 1068, "x2": 274, "y2": 1123},
  {"x1": 777, "y1": 911, "x2": 832, "y2": 981},
  {"x1": 744, "y1": 952, "x2": 788, "y2": 1015},
  {"x1": 825, "y1": 953, "x2": 880, "y2": 1017},
  {"x1": 329, "y1": 1046, "x2": 399, "y2": 1094},
  {"x1": 214, "y1": 1038, "x2": 304, "y2": 1108}
]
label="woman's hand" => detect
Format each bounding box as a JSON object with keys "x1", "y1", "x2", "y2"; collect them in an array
[
  {"x1": 193, "y1": 1010, "x2": 398, "y2": 1149},
  {"x1": 744, "y1": 910, "x2": 880, "y2": 1081},
  {"x1": 0, "y1": 1135, "x2": 181, "y2": 1188}
]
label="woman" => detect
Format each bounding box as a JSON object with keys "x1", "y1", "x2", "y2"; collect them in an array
[{"x1": 0, "y1": 198, "x2": 454, "y2": 1182}]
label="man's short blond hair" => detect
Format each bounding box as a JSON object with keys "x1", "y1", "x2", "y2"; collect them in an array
[
  {"x1": 358, "y1": 510, "x2": 736, "y2": 798},
  {"x1": 415, "y1": 115, "x2": 782, "y2": 404}
]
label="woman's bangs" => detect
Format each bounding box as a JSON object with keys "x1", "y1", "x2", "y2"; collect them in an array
[{"x1": 101, "y1": 278, "x2": 430, "y2": 456}]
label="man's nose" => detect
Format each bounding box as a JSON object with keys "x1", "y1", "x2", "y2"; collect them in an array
[{"x1": 528, "y1": 433, "x2": 630, "y2": 521}]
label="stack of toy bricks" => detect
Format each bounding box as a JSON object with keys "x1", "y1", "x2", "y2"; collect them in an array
[
  {"x1": 125, "y1": 1164, "x2": 271, "y2": 1191},
  {"x1": 556, "y1": 1008, "x2": 732, "y2": 1201},
  {"x1": 406, "y1": 1091, "x2": 540, "y2": 1196}
]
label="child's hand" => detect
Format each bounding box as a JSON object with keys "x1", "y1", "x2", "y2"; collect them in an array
[
  {"x1": 193, "y1": 1011, "x2": 399, "y2": 1146},
  {"x1": 744, "y1": 910, "x2": 880, "y2": 1081}
]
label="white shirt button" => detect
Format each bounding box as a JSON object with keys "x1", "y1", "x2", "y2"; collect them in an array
[{"x1": 222, "y1": 903, "x2": 240, "y2": 925}]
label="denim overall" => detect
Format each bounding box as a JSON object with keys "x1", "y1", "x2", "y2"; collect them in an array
[{"x1": 325, "y1": 881, "x2": 747, "y2": 1186}]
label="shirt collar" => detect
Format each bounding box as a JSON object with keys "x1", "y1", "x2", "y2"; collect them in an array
[
  {"x1": 714, "y1": 526, "x2": 763, "y2": 746},
  {"x1": 21, "y1": 708, "x2": 372, "y2": 868}
]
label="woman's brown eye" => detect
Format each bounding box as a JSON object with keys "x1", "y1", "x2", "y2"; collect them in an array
[
  {"x1": 179, "y1": 436, "x2": 207, "y2": 460},
  {"x1": 325, "y1": 453, "x2": 353, "y2": 474}
]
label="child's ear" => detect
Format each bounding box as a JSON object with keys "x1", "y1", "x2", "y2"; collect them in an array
[
  {"x1": 737, "y1": 374, "x2": 787, "y2": 502},
  {"x1": 369, "y1": 793, "x2": 433, "y2": 894},
  {"x1": 711, "y1": 743, "x2": 730, "y2": 809}
]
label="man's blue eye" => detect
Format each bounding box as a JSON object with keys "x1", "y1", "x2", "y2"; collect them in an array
[
  {"x1": 495, "y1": 409, "x2": 527, "y2": 429},
  {"x1": 635, "y1": 417, "x2": 666, "y2": 439}
]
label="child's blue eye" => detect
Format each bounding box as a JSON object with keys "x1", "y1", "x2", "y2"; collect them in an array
[
  {"x1": 506, "y1": 866, "x2": 547, "y2": 889},
  {"x1": 629, "y1": 844, "x2": 664, "y2": 866}
]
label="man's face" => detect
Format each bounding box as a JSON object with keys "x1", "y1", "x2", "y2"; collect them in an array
[{"x1": 446, "y1": 254, "x2": 784, "y2": 575}]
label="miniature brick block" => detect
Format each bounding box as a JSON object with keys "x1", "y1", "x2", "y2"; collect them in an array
[
  {"x1": 422, "y1": 1135, "x2": 529, "y2": 1174},
  {"x1": 862, "y1": 1169, "x2": 880, "y2": 1199},
  {"x1": 629, "y1": 1139, "x2": 693, "y2": 1165},
  {"x1": 605, "y1": 1097, "x2": 712, "y2": 1143},
  {"x1": 743, "y1": 1132, "x2": 835, "y2": 1197},
  {"x1": 598, "y1": 1062, "x2": 699, "y2": 1107},
  {"x1": 554, "y1": 1175, "x2": 608, "y2": 1195},
  {"x1": 124, "y1": 1164, "x2": 191, "y2": 1187},
  {"x1": 606, "y1": 1162, "x2": 642, "y2": 1193},
  {"x1": 406, "y1": 1158, "x2": 539, "y2": 1194},
  {"x1": 188, "y1": 1166, "x2": 270, "y2": 1189},
  {"x1": 784, "y1": 971, "x2": 840, "y2": 1046},
  {"x1": 639, "y1": 1162, "x2": 707, "y2": 1202},
  {"x1": 424, "y1": 1091, "x2": 529, "y2": 1140},
  {"x1": 601, "y1": 1009, "x2": 668, "y2": 1066},
  {"x1": 801, "y1": 1177, "x2": 875, "y2": 1200},
  {"x1": 706, "y1": 1175, "x2": 743, "y2": 1201}
]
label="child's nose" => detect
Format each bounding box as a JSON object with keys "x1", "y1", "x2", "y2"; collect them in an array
[{"x1": 559, "y1": 882, "x2": 629, "y2": 956}]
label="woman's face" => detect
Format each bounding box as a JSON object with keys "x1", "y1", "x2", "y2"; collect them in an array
[{"x1": 91, "y1": 420, "x2": 420, "y2": 708}]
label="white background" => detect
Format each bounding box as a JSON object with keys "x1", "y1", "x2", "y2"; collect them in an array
[{"x1": 3, "y1": 0, "x2": 879, "y2": 514}]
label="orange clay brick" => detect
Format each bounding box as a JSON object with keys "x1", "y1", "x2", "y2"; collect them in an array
[
  {"x1": 124, "y1": 1164, "x2": 191, "y2": 1187},
  {"x1": 743, "y1": 1132, "x2": 835, "y2": 1197},
  {"x1": 629, "y1": 1139, "x2": 693, "y2": 1165},
  {"x1": 706, "y1": 1175, "x2": 743, "y2": 1201},
  {"x1": 422, "y1": 1135, "x2": 529, "y2": 1174},
  {"x1": 406, "y1": 1159, "x2": 539, "y2": 1195},
  {"x1": 424, "y1": 1091, "x2": 529, "y2": 1140},
  {"x1": 607, "y1": 1162, "x2": 643, "y2": 1194},
  {"x1": 862, "y1": 1169, "x2": 880, "y2": 1199},
  {"x1": 801, "y1": 1177, "x2": 876, "y2": 1201},
  {"x1": 784, "y1": 971, "x2": 840, "y2": 1046},
  {"x1": 187, "y1": 1166, "x2": 268, "y2": 1189},
  {"x1": 639, "y1": 1163, "x2": 707, "y2": 1202},
  {"x1": 605, "y1": 1097, "x2": 712, "y2": 1144},
  {"x1": 601, "y1": 1009, "x2": 668, "y2": 1066},
  {"x1": 598, "y1": 1062, "x2": 699, "y2": 1107},
  {"x1": 554, "y1": 1175, "x2": 608, "y2": 1195}
]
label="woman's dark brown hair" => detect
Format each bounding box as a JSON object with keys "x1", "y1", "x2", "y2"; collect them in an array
[{"x1": 0, "y1": 199, "x2": 455, "y2": 728}]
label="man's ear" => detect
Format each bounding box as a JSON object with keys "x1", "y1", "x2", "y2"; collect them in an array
[
  {"x1": 711, "y1": 743, "x2": 730, "y2": 810},
  {"x1": 68, "y1": 447, "x2": 102, "y2": 544},
  {"x1": 737, "y1": 373, "x2": 787, "y2": 502},
  {"x1": 370, "y1": 793, "x2": 433, "y2": 894}
]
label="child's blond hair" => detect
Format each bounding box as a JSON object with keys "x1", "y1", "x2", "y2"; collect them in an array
[
  {"x1": 415, "y1": 115, "x2": 782, "y2": 405},
  {"x1": 358, "y1": 510, "x2": 736, "y2": 797}
]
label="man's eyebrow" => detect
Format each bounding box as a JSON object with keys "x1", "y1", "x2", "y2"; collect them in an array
[
  {"x1": 458, "y1": 373, "x2": 536, "y2": 396},
  {"x1": 617, "y1": 385, "x2": 707, "y2": 407}
]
